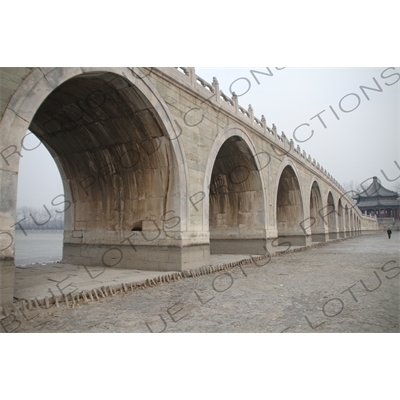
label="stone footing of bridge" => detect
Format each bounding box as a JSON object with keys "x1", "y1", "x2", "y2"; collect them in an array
[
  {"x1": 211, "y1": 236, "x2": 330, "y2": 255},
  {"x1": 0, "y1": 260, "x2": 14, "y2": 309},
  {"x1": 312, "y1": 233, "x2": 328, "y2": 243},
  {"x1": 62, "y1": 243, "x2": 210, "y2": 272},
  {"x1": 313, "y1": 232, "x2": 349, "y2": 242},
  {"x1": 276, "y1": 235, "x2": 312, "y2": 247},
  {"x1": 210, "y1": 239, "x2": 267, "y2": 255}
]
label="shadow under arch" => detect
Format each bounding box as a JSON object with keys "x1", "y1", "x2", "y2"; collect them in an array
[
  {"x1": 350, "y1": 209, "x2": 355, "y2": 236},
  {"x1": 327, "y1": 191, "x2": 338, "y2": 239},
  {"x1": 309, "y1": 180, "x2": 326, "y2": 242},
  {"x1": 344, "y1": 204, "x2": 350, "y2": 237},
  {"x1": 275, "y1": 163, "x2": 307, "y2": 246},
  {"x1": 204, "y1": 126, "x2": 268, "y2": 255},
  {"x1": 338, "y1": 198, "x2": 345, "y2": 238}
]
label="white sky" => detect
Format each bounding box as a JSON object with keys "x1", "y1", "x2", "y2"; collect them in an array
[{"x1": 16, "y1": 67, "x2": 399, "y2": 208}]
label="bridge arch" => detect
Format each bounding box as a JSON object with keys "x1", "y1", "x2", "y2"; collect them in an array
[
  {"x1": 327, "y1": 191, "x2": 338, "y2": 239},
  {"x1": 345, "y1": 204, "x2": 350, "y2": 236},
  {"x1": 338, "y1": 198, "x2": 345, "y2": 238},
  {"x1": 0, "y1": 67, "x2": 190, "y2": 277},
  {"x1": 309, "y1": 180, "x2": 326, "y2": 242},
  {"x1": 350, "y1": 209, "x2": 354, "y2": 236},
  {"x1": 204, "y1": 125, "x2": 268, "y2": 255},
  {"x1": 275, "y1": 160, "x2": 306, "y2": 246}
]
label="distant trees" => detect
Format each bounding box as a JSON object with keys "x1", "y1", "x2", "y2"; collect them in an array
[
  {"x1": 394, "y1": 181, "x2": 400, "y2": 196},
  {"x1": 342, "y1": 181, "x2": 362, "y2": 195},
  {"x1": 15, "y1": 206, "x2": 64, "y2": 231},
  {"x1": 342, "y1": 181, "x2": 363, "y2": 204}
]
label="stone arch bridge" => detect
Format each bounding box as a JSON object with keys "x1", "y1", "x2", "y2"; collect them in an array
[{"x1": 0, "y1": 67, "x2": 378, "y2": 307}]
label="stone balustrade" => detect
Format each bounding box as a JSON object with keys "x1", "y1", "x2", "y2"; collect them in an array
[{"x1": 169, "y1": 67, "x2": 350, "y2": 199}]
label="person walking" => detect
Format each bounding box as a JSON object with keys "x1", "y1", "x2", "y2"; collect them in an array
[{"x1": 387, "y1": 229, "x2": 392, "y2": 239}]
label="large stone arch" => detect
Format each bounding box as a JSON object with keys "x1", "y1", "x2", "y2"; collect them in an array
[
  {"x1": 350, "y1": 209, "x2": 354, "y2": 236},
  {"x1": 309, "y1": 180, "x2": 326, "y2": 242},
  {"x1": 275, "y1": 160, "x2": 307, "y2": 246},
  {"x1": 203, "y1": 125, "x2": 268, "y2": 255},
  {"x1": 0, "y1": 67, "x2": 194, "y2": 307},
  {"x1": 327, "y1": 191, "x2": 338, "y2": 239},
  {"x1": 345, "y1": 205, "x2": 350, "y2": 237},
  {"x1": 338, "y1": 198, "x2": 345, "y2": 238}
]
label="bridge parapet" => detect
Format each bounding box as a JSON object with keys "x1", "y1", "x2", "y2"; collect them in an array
[
  {"x1": 359, "y1": 212, "x2": 379, "y2": 234},
  {"x1": 152, "y1": 67, "x2": 351, "y2": 200}
]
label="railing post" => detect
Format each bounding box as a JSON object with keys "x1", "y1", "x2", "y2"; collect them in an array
[
  {"x1": 248, "y1": 104, "x2": 254, "y2": 125},
  {"x1": 187, "y1": 67, "x2": 196, "y2": 87},
  {"x1": 212, "y1": 77, "x2": 220, "y2": 104},
  {"x1": 261, "y1": 115, "x2": 267, "y2": 135},
  {"x1": 232, "y1": 92, "x2": 238, "y2": 114}
]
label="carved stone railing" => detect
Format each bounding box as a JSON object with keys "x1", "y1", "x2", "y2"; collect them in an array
[
  {"x1": 153, "y1": 67, "x2": 355, "y2": 207},
  {"x1": 196, "y1": 76, "x2": 214, "y2": 93},
  {"x1": 220, "y1": 90, "x2": 234, "y2": 106},
  {"x1": 238, "y1": 105, "x2": 250, "y2": 118},
  {"x1": 176, "y1": 67, "x2": 190, "y2": 76}
]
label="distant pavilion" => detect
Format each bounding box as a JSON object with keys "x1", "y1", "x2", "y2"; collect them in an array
[{"x1": 354, "y1": 177, "x2": 400, "y2": 219}]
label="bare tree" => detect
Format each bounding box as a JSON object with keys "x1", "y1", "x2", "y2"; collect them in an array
[
  {"x1": 393, "y1": 181, "x2": 400, "y2": 195},
  {"x1": 15, "y1": 206, "x2": 64, "y2": 230},
  {"x1": 342, "y1": 181, "x2": 363, "y2": 204}
]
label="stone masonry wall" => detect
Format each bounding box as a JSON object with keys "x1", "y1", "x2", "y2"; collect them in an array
[{"x1": 0, "y1": 68, "x2": 33, "y2": 120}]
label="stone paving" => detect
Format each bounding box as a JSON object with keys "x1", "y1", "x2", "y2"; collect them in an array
[
  {"x1": 1, "y1": 232, "x2": 398, "y2": 333},
  {"x1": 12, "y1": 254, "x2": 249, "y2": 300}
]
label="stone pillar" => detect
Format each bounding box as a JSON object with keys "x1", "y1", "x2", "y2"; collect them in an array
[
  {"x1": 261, "y1": 115, "x2": 267, "y2": 135},
  {"x1": 249, "y1": 104, "x2": 254, "y2": 124},
  {"x1": 232, "y1": 92, "x2": 239, "y2": 114},
  {"x1": 0, "y1": 126, "x2": 20, "y2": 308},
  {"x1": 0, "y1": 68, "x2": 35, "y2": 307},
  {"x1": 212, "y1": 77, "x2": 220, "y2": 103}
]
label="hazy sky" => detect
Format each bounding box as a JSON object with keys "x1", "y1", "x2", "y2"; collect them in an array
[{"x1": 16, "y1": 67, "x2": 399, "y2": 208}]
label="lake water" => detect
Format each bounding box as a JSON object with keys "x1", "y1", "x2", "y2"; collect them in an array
[{"x1": 15, "y1": 230, "x2": 63, "y2": 266}]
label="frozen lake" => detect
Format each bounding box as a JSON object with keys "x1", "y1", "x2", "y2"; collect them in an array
[{"x1": 15, "y1": 230, "x2": 63, "y2": 266}]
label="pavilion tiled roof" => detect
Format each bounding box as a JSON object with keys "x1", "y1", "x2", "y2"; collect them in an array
[
  {"x1": 357, "y1": 199, "x2": 400, "y2": 208},
  {"x1": 358, "y1": 177, "x2": 398, "y2": 198}
]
